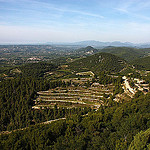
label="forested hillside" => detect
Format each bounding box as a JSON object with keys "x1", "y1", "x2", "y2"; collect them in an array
[
  {"x1": 69, "y1": 52, "x2": 126, "y2": 73},
  {"x1": 0, "y1": 63, "x2": 56, "y2": 131},
  {"x1": 19, "y1": 62, "x2": 57, "y2": 78},
  {"x1": 0, "y1": 93, "x2": 149, "y2": 149},
  {"x1": 0, "y1": 62, "x2": 89, "y2": 131},
  {"x1": 0, "y1": 52, "x2": 150, "y2": 150},
  {"x1": 131, "y1": 56, "x2": 150, "y2": 70},
  {"x1": 100, "y1": 47, "x2": 144, "y2": 62}
]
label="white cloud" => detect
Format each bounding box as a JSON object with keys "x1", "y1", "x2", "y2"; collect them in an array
[
  {"x1": 115, "y1": 0, "x2": 150, "y2": 21},
  {"x1": 0, "y1": 0, "x2": 104, "y2": 19},
  {"x1": 0, "y1": 0, "x2": 149, "y2": 43}
]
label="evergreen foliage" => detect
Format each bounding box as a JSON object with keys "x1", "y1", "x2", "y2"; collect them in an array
[
  {"x1": 69, "y1": 52, "x2": 126, "y2": 73},
  {"x1": 101, "y1": 47, "x2": 144, "y2": 62},
  {"x1": 0, "y1": 56, "x2": 150, "y2": 150},
  {"x1": 19, "y1": 62, "x2": 57, "y2": 78},
  {"x1": 131, "y1": 56, "x2": 150, "y2": 70},
  {"x1": 128, "y1": 128, "x2": 150, "y2": 150},
  {"x1": 0, "y1": 93, "x2": 149, "y2": 149}
]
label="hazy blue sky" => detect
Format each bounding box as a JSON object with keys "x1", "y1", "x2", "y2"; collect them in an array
[{"x1": 0, "y1": 0, "x2": 150, "y2": 43}]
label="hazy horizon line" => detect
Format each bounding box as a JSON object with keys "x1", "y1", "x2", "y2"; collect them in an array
[{"x1": 0, "y1": 40, "x2": 149, "y2": 45}]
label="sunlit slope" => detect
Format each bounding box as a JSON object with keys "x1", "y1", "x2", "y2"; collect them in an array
[
  {"x1": 101, "y1": 47, "x2": 144, "y2": 62},
  {"x1": 69, "y1": 52, "x2": 127, "y2": 73},
  {"x1": 131, "y1": 56, "x2": 150, "y2": 70}
]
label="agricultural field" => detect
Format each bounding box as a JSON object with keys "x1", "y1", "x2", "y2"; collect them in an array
[
  {"x1": 33, "y1": 82, "x2": 115, "y2": 110},
  {"x1": 33, "y1": 71, "x2": 150, "y2": 110}
]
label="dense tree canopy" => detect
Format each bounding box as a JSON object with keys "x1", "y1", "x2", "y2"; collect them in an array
[
  {"x1": 0, "y1": 58, "x2": 150, "y2": 150},
  {"x1": 69, "y1": 52, "x2": 127, "y2": 73},
  {"x1": 128, "y1": 128, "x2": 150, "y2": 150},
  {"x1": 0, "y1": 93, "x2": 149, "y2": 149}
]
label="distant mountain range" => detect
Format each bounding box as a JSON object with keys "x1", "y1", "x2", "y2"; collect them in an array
[
  {"x1": 47, "y1": 40, "x2": 150, "y2": 48},
  {"x1": 72, "y1": 40, "x2": 135, "y2": 47},
  {"x1": 1, "y1": 40, "x2": 150, "y2": 48}
]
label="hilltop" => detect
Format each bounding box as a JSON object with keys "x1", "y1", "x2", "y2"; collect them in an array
[
  {"x1": 74, "y1": 46, "x2": 98, "y2": 55},
  {"x1": 100, "y1": 47, "x2": 144, "y2": 62},
  {"x1": 68, "y1": 52, "x2": 127, "y2": 73}
]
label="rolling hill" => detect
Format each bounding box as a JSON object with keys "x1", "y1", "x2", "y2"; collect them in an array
[
  {"x1": 73, "y1": 46, "x2": 150, "y2": 62},
  {"x1": 68, "y1": 52, "x2": 127, "y2": 73},
  {"x1": 74, "y1": 46, "x2": 99, "y2": 56},
  {"x1": 100, "y1": 47, "x2": 144, "y2": 62},
  {"x1": 131, "y1": 56, "x2": 150, "y2": 70}
]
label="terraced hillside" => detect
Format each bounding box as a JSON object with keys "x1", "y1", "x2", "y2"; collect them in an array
[{"x1": 33, "y1": 85, "x2": 115, "y2": 110}]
